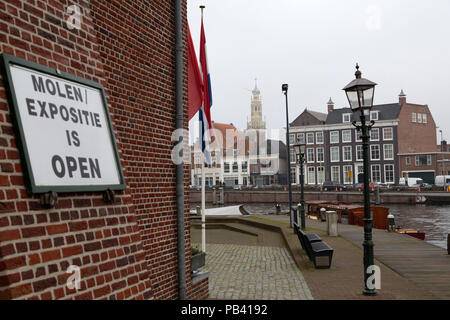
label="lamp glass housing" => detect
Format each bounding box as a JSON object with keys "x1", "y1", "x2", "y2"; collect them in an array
[
  {"x1": 294, "y1": 142, "x2": 306, "y2": 157},
  {"x1": 345, "y1": 86, "x2": 375, "y2": 111},
  {"x1": 343, "y1": 65, "x2": 377, "y2": 112}
]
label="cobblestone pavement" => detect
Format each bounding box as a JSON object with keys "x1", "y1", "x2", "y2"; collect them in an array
[{"x1": 200, "y1": 243, "x2": 313, "y2": 300}]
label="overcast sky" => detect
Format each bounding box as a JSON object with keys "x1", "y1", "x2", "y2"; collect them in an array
[{"x1": 187, "y1": 0, "x2": 450, "y2": 145}]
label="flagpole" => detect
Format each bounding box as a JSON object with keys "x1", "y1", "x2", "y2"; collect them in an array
[
  {"x1": 201, "y1": 158, "x2": 206, "y2": 253},
  {"x1": 200, "y1": 4, "x2": 205, "y2": 18},
  {"x1": 200, "y1": 3, "x2": 207, "y2": 254}
]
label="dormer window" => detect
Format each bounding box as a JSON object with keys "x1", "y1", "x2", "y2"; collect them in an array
[
  {"x1": 343, "y1": 113, "x2": 352, "y2": 123},
  {"x1": 370, "y1": 111, "x2": 379, "y2": 121}
]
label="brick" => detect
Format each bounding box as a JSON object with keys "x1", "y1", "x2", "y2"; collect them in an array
[
  {"x1": 94, "y1": 285, "x2": 111, "y2": 298},
  {"x1": 22, "y1": 226, "x2": 46, "y2": 238},
  {"x1": 0, "y1": 256, "x2": 26, "y2": 271},
  {"x1": 0, "y1": 244, "x2": 16, "y2": 257},
  {"x1": 28, "y1": 253, "x2": 40, "y2": 265},
  {"x1": 0, "y1": 229, "x2": 21, "y2": 241},
  {"x1": 46, "y1": 223, "x2": 68, "y2": 235},
  {"x1": 84, "y1": 241, "x2": 101, "y2": 252},
  {"x1": 41, "y1": 249, "x2": 61, "y2": 262},
  {"x1": 32, "y1": 277, "x2": 57, "y2": 293},
  {"x1": 69, "y1": 221, "x2": 88, "y2": 232},
  {"x1": 62, "y1": 245, "x2": 83, "y2": 258}
]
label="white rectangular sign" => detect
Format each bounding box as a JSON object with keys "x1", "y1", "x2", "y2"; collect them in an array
[{"x1": 1, "y1": 55, "x2": 125, "y2": 193}]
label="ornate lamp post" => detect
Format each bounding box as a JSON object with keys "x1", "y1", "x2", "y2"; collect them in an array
[
  {"x1": 343, "y1": 64, "x2": 378, "y2": 296},
  {"x1": 294, "y1": 141, "x2": 306, "y2": 230},
  {"x1": 282, "y1": 84, "x2": 294, "y2": 229}
]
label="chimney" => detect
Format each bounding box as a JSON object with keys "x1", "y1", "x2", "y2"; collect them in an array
[
  {"x1": 327, "y1": 97, "x2": 334, "y2": 113},
  {"x1": 442, "y1": 140, "x2": 448, "y2": 152},
  {"x1": 399, "y1": 89, "x2": 406, "y2": 104}
]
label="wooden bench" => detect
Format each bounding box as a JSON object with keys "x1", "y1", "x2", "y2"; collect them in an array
[{"x1": 293, "y1": 223, "x2": 334, "y2": 269}]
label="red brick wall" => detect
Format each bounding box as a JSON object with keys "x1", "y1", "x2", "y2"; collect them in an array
[
  {"x1": 0, "y1": 0, "x2": 206, "y2": 300},
  {"x1": 397, "y1": 102, "x2": 436, "y2": 153}
]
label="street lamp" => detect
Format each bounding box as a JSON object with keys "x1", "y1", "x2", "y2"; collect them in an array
[
  {"x1": 294, "y1": 141, "x2": 306, "y2": 230},
  {"x1": 282, "y1": 84, "x2": 294, "y2": 230},
  {"x1": 343, "y1": 64, "x2": 378, "y2": 296}
]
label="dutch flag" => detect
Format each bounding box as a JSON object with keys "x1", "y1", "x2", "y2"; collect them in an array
[{"x1": 199, "y1": 14, "x2": 213, "y2": 165}]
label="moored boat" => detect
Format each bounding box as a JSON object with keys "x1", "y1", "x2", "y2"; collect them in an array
[
  {"x1": 395, "y1": 228, "x2": 426, "y2": 240},
  {"x1": 306, "y1": 200, "x2": 426, "y2": 240}
]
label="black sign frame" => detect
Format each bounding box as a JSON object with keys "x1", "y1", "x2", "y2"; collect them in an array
[{"x1": 0, "y1": 54, "x2": 126, "y2": 194}]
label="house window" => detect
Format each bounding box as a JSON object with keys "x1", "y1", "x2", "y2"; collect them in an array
[
  {"x1": 224, "y1": 163, "x2": 230, "y2": 173},
  {"x1": 297, "y1": 133, "x2": 305, "y2": 144},
  {"x1": 371, "y1": 165, "x2": 381, "y2": 183},
  {"x1": 415, "y1": 155, "x2": 431, "y2": 166},
  {"x1": 383, "y1": 144, "x2": 394, "y2": 160},
  {"x1": 290, "y1": 148, "x2": 296, "y2": 163},
  {"x1": 412, "y1": 113, "x2": 417, "y2": 123},
  {"x1": 290, "y1": 168, "x2": 297, "y2": 184},
  {"x1": 330, "y1": 131, "x2": 339, "y2": 144},
  {"x1": 331, "y1": 166, "x2": 340, "y2": 183},
  {"x1": 356, "y1": 145, "x2": 363, "y2": 161},
  {"x1": 343, "y1": 165, "x2": 353, "y2": 184},
  {"x1": 342, "y1": 130, "x2": 352, "y2": 143},
  {"x1": 355, "y1": 129, "x2": 362, "y2": 142},
  {"x1": 383, "y1": 127, "x2": 393, "y2": 140},
  {"x1": 370, "y1": 128, "x2": 379, "y2": 141},
  {"x1": 232, "y1": 162, "x2": 238, "y2": 173},
  {"x1": 385, "y1": 164, "x2": 394, "y2": 184},
  {"x1": 317, "y1": 167, "x2": 325, "y2": 184},
  {"x1": 370, "y1": 145, "x2": 380, "y2": 160},
  {"x1": 330, "y1": 147, "x2": 340, "y2": 162},
  {"x1": 417, "y1": 113, "x2": 422, "y2": 123},
  {"x1": 343, "y1": 113, "x2": 352, "y2": 123},
  {"x1": 316, "y1": 147, "x2": 324, "y2": 162},
  {"x1": 370, "y1": 111, "x2": 379, "y2": 121},
  {"x1": 306, "y1": 133, "x2": 314, "y2": 144},
  {"x1": 241, "y1": 161, "x2": 248, "y2": 173},
  {"x1": 289, "y1": 134, "x2": 295, "y2": 145},
  {"x1": 405, "y1": 157, "x2": 411, "y2": 165},
  {"x1": 233, "y1": 149, "x2": 238, "y2": 157},
  {"x1": 307, "y1": 148, "x2": 315, "y2": 163},
  {"x1": 423, "y1": 114, "x2": 427, "y2": 124},
  {"x1": 308, "y1": 167, "x2": 315, "y2": 185},
  {"x1": 316, "y1": 132, "x2": 324, "y2": 144},
  {"x1": 343, "y1": 146, "x2": 352, "y2": 161}
]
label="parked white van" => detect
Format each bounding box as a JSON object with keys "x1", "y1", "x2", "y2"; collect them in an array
[
  {"x1": 399, "y1": 177, "x2": 424, "y2": 186},
  {"x1": 435, "y1": 175, "x2": 450, "y2": 186}
]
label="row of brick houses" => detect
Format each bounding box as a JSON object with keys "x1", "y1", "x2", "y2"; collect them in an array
[
  {"x1": 191, "y1": 83, "x2": 288, "y2": 188},
  {"x1": 289, "y1": 91, "x2": 450, "y2": 185}
]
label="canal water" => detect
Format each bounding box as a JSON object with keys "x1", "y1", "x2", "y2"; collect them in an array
[
  {"x1": 389, "y1": 204, "x2": 450, "y2": 250},
  {"x1": 242, "y1": 203, "x2": 450, "y2": 250}
]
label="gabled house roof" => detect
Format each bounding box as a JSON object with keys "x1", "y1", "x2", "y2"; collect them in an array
[
  {"x1": 325, "y1": 103, "x2": 402, "y2": 124},
  {"x1": 290, "y1": 108, "x2": 328, "y2": 126}
]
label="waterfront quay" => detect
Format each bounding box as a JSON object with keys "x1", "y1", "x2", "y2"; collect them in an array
[
  {"x1": 190, "y1": 189, "x2": 450, "y2": 205},
  {"x1": 192, "y1": 207, "x2": 450, "y2": 300}
]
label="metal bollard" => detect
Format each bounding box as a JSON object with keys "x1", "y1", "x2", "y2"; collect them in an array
[
  {"x1": 212, "y1": 188, "x2": 217, "y2": 205},
  {"x1": 387, "y1": 213, "x2": 395, "y2": 232},
  {"x1": 448, "y1": 234, "x2": 450, "y2": 255},
  {"x1": 275, "y1": 204, "x2": 281, "y2": 215},
  {"x1": 320, "y1": 208, "x2": 326, "y2": 222},
  {"x1": 375, "y1": 186, "x2": 381, "y2": 205},
  {"x1": 326, "y1": 211, "x2": 339, "y2": 237},
  {"x1": 219, "y1": 187, "x2": 224, "y2": 206}
]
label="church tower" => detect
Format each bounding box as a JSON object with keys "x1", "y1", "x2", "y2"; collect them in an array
[{"x1": 247, "y1": 79, "x2": 266, "y2": 131}]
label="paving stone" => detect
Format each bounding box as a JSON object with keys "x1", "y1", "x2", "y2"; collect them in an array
[{"x1": 199, "y1": 243, "x2": 313, "y2": 300}]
